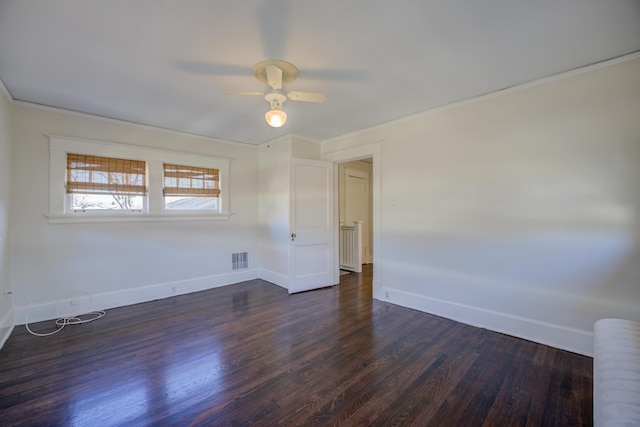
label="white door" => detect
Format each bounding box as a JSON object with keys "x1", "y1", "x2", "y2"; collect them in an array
[
  {"x1": 288, "y1": 158, "x2": 335, "y2": 294},
  {"x1": 345, "y1": 169, "x2": 371, "y2": 264}
]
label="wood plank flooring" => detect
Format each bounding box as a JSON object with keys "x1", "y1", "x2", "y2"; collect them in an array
[{"x1": 0, "y1": 265, "x2": 593, "y2": 426}]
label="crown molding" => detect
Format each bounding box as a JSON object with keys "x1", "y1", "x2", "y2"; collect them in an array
[
  {"x1": 322, "y1": 50, "x2": 640, "y2": 145},
  {"x1": 11, "y1": 99, "x2": 258, "y2": 148},
  {"x1": 0, "y1": 78, "x2": 13, "y2": 102}
]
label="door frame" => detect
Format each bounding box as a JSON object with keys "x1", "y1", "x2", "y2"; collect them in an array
[
  {"x1": 343, "y1": 166, "x2": 372, "y2": 264},
  {"x1": 324, "y1": 144, "x2": 381, "y2": 299}
]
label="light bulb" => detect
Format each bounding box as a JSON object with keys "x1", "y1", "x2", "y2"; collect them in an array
[{"x1": 265, "y1": 108, "x2": 287, "y2": 128}]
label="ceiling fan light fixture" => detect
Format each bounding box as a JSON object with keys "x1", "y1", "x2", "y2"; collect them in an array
[
  {"x1": 229, "y1": 60, "x2": 325, "y2": 128},
  {"x1": 265, "y1": 107, "x2": 287, "y2": 128}
]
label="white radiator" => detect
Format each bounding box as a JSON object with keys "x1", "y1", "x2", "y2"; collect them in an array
[
  {"x1": 594, "y1": 318, "x2": 640, "y2": 427},
  {"x1": 339, "y1": 221, "x2": 363, "y2": 273}
]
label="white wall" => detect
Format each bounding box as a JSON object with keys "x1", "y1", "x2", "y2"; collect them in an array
[
  {"x1": 259, "y1": 136, "x2": 293, "y2": 288},
  {"x1": 11, "y1": 104, "x2": 260, "y2": 323},
  {"x1": 290, "y1": 135, "x2": 321, "y2": 160},
  {"x1": 5, "y1": 56, "x2": 638, "y2": 356},
  {"x1": 323, "y1": 57, "x2": 640, "y2": 356},
  {"x1": 0, "y1": 82, "x2": 13, "y2": 346}
]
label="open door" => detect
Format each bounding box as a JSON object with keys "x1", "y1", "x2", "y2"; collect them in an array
[
  {"x1": 288, "y1": 158, "x2": 335, "y2": 294},
  {"x1": 345, "y1": 167, "x2": 371, "y2": 264}
]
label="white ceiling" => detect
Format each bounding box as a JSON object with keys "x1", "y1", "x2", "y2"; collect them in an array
[{"x1": 1, "y1": 1, "x2": 639, "y2": 145}]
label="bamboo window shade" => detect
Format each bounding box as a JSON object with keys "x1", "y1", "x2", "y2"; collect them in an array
[
  {"x1": 66, "y1": 153, "x2": 147, "y2": 195},
  {"x1": 163, "y1": 164, "x2": 220, "y2": 197}
]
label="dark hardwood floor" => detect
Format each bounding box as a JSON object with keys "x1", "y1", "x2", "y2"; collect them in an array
[{"x1": 0, "y1": 265, "x2": 592, "y2": 426}]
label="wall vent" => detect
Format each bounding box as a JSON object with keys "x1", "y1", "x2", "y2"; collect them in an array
[{"x1": 232, "y1": 252, "x2": 248, "y2": 271}]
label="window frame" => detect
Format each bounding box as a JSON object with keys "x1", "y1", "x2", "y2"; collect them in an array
[
  {"x1": 162, "y1": 163, "x2": 221, "y2": 212},
  {"x1": 48, "y1": 135, "x2": 231, "y2": 223},
  {"x1": 66, "y1": 153, "x2": 149, "y2": 213}
]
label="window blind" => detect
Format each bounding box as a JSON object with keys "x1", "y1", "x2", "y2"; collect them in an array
[
  {"x1": 163, "y1": 164, "x2": 220, "y2": 197},
  {"x1": 66, "y1": 153, "x2": 147, "y2": 195}
]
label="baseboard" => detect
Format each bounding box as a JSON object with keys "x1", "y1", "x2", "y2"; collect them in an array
[
  {"x1": 12, "y1": 270, "x2": 594, "y2": 355},
  {"x1": 258, "y1": 269, "x2": 288, "y2": 290},
  {"x1": 371, "y1": 278, "x2": 383, "y2": 300},
  {"x1": 14, "y1": 269, "x2": 260, "y2": 325},
  {"x1": 378, "y1": 287, "x2": 594, "y2": 357},
  {"x1": 0, "y1": 307, "x2": 15, "y2": 350}
]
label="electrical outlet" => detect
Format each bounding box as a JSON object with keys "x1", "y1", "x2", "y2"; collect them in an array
[
  {"x1": 171, "y1": 286, "x2": 177, "y2": 294},
  {"x1": 385, "y1": 291, "x2": 389, "y2": 299}
]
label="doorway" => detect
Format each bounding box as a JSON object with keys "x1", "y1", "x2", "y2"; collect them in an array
[
  {"x1": 339, "y1": 159, "x2": 373, "y2": 271},
  {"x1": 337, "y1": 157, "x2": 373, "y2": 300},
  {"x1": 326, "y1": 145, "x2": 381, "y2": 298}
]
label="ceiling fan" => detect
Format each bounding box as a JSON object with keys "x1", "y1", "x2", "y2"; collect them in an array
[{"x1": 227, "y1": 60, "x2": 326, "y2": 128}]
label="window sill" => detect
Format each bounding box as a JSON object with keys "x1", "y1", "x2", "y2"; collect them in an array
[{"x1": 47, "y1": 212, "x2": 232, "y2": 224}]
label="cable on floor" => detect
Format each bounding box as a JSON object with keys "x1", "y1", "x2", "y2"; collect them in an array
[{"x1": 16, "y1": 291, "x2": 106, "y2": 337}]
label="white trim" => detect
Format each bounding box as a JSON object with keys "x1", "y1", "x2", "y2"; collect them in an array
[
  {"x1": 0, "y1": 77, "x2": 13, "y2": 351},
  {"x1": 381, "y1": 287, "x2": 594, "y2": 356},
  {"x1": 260, "y1": 133, "x2": 292, "y2": 148},
  {"x1": 48, "y1": 134, "x2": 232, "y2": 165},
  {"x1": 0, "y1": 307, "x2": 15, "y2": 350},
  {"x1": 321, "y1": 51, "x2": 640, "y2": 146},
  {"x1": 259, "y1": 133, "x2": 322, "y2": 147},
  {"x1": 14, "y1": 270, "x2": 260, "y2": 325},
  {"x1": 6, "y1": 51, "x2": 640, "y2": 149},
  {"x1": 324, "y1": 143, "x2": 381, "y2": 294},
  {"x1": 0, "y1": 78, "x2": 13, "y2": 102},
  {"x1": 291, "y1": 134, "x2": 322, "y2": 145},
  {"x1": 14, "y1": 100, "x2": 255, "y2": 147},
  {"x1": 47, "y1": 212, "x2": 232, "y2": 224},
  {"x1": 48, "y1": 134, "x2": 232, "y2": 223},
  {"x1": 323, "y1": 143, "x2": 381, "y2": 163},
  {"x1": 258, "y1": 269, "x2": 289, "y2": 289}
]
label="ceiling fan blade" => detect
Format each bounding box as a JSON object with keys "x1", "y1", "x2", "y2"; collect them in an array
[
  {"x1": 257, "y1": 0, "x2": 290, "y2": 60},
  {"x1": 287, "y1": 91, "x2": 327, "y2": 103},
  {"x1": 266, "y1": 64, "x2": 283, "y2": 90},
  {"x1": 173, "y1": 60, "x2": 251, "y2": 76},
  {"x1": 225, "y1": 91, "x2": 265, "y2": 97},
  {"x1": 303, "y1": 68, "x2": 371, "y2": 82}
]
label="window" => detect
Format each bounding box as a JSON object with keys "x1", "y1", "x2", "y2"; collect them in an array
[
  {"x1": 66, "y1": 153, "x2": 147, "y2": 211},
  {"x1": 48, "y1": 135, "x2": 231, "y2": 223},
  {"x1": 163, "y1": 164, "x2": 219, "y2": 211}
]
